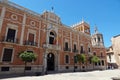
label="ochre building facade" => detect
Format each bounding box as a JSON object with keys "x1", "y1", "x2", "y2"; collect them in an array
[
  {"x1": 111, "y1": 35, "x2": 120, "y2": 68},
  {"x1": 0, "y1": 0, "x2": 107, "y2": 74}
]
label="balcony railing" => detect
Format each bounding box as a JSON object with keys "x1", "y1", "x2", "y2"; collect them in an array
[
  {"x1": 1, "y1": 36, "x2": 19, "y2": 43},
  {"x1": 72, "y1": 49, "x2": 79, "y2": 53},
  {"x1": 43, "y1": 43, "x2": 61, "y2": 50},
  {"x1": 64, "y1": 48, "x2": 71, "y2": 52},
  {"x1": 97, "y1": 56, "x2": 106, "y2": 59},
  {"x1": 24, "y1": 41, "x2": 37, "y2": 46},
  {"x1": 80, "y1": 51, "x2": 86, "y2": 54}
]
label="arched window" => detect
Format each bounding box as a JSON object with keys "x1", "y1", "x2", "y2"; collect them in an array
[
  {"x1": 98, "y1": 37, "x2": 100, "y2": 42},
  {"x1": 74, "y1": 44, "x2": 76, "y2": 50},
  {"x1": 74, "y1": 56, "x2": 77, "y2": 63},
  {"x1": 98, "y1": 61, "x2": 101, "y2": 66},
  {"x1": 80, "y1": 46, "x2": 84, "y2": 53},
  {"x1": 94, "y1": 38, "x2": 96, "y2": 42},
  {"x1": 50, "y1": 32, "x2": 55, "y2": 36},
  {"x1": 102, "y1": 60, "x2": 104, "y2": 66},
  {"x1": 93, "y1": 52, "x2": 96, "y2": 55},
  {"x1": 49, "y1": 31, "x2": 56, "y2": 44},
  {"x1": 95, "y1": 62, "x2": 97, "y2": 66},
  {"x1": 65, "y1": 42, "x2": 68, "y2": 50},
  {"x1": 65, "y1": 55, "x2": 69, "y2": 64},
  {"x1": 101, "y1": 52, "x2": 103, "y2": 57},
  {"x1": 88, "y1": 47, "x2": 91, "y2": 52}
]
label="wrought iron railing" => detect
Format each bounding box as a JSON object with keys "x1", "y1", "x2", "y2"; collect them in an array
[
  {"x1": 1, "y1": 36, "x2": 19, "y2": 43},
  {"x1": 97, "y1": 56, "x2": 106, "y2": 58},
  {"x1": 24, "y1": 41, "x2": 37, "y2": 46},
  {"x1": 64, "y1": 48, "x2": 71, "y2": 52},
  {"x1": 43, "y1": 43, "x2": 61, "y2": 50},
  {"x1": 72, "y1": 49, "x2": 79, "y2": 53}
]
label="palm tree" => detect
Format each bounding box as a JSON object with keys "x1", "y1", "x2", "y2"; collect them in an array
[
  {"x1": 91, "y1": 55, "x2": 100, "y2": 69},
  {"x1": 76, "y1": 54, "x2": 86, "y2": 71},
  {"x1": 19, "y1": 51, "x2": 37, "y2": 75}
]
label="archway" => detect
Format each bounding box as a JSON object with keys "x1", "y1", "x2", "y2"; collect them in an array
[{"x1": 47, "y1": 53, "x2": 55, "y2": 71}]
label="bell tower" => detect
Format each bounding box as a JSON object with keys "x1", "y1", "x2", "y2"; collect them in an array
[
  {"x1": 92, "y1": 27, "x2": 104, "y2": 47},
  {"x1": 72, "y1": 20, "x2": 90, "y2": 35}
]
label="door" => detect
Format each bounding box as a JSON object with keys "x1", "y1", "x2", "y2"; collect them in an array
[{"x1": 47, "y1": 53, "x2": 55, "y2": 71}]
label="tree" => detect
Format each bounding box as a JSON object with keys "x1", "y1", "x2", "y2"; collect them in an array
[
  {"x1": 19, "y1": 51, "x2": 37, "y2": 75},
  {"x1": 76, "y1": 54, "x2": 86, "y2": 71},
  {"x1": 91, "y1": 55, "x2": 100, "y2": 69}
]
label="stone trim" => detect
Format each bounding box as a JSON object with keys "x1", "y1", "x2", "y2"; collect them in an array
[
  {"x1": 0, "y1": 6, "x2": 6, "y2": 33},
  {"x1": 5, "y1": 24, "x2": 18, "y2": 43},
  {"x1": 20, "y1": 14, "x2": 26, "y2": 45},
  {"x1": 1, "y1": 47, "x2": 14, "y2": 63},
  {"x1": 27, "y1": 29, "x2": 36, "y2": 43}
]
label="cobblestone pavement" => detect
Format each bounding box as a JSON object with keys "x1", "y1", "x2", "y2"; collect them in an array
[{"x1": 0, "y1": 69, "x2": 120, "y2": 80}]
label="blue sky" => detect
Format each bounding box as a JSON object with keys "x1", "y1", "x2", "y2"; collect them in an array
[{"x1": 10, "y1": 0, "x2": 120, "y2": 47}]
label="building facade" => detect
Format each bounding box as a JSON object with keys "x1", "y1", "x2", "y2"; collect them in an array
[
  {"x1": 0, "y1": 0, "x2": 107, "y2": 74},
  {"x1": 106, "y1": 46, "x2": 118, "y2": 69},
  {"x1": 110, "y1": 35, "x2": 120, "y2": 68}
]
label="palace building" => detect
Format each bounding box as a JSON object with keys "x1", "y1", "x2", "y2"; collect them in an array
[{"x1": 0, "y1": 0, "x2": 107, "y2": 74}]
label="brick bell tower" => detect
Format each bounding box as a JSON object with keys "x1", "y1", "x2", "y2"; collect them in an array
[{"x1": 92, "y1": 27, "x2": 104, "y2": 47}]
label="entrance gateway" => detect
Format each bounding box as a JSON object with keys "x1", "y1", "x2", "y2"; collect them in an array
[{"x1": 47, "y1": 53, "x2": 55, "y2": 71}]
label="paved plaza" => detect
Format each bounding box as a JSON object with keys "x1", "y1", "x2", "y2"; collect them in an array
[{"x1": 0, "y1": 69, "x2": 120, "y2": 80}]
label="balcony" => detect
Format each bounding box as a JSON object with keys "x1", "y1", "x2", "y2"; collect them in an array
[
  {"x1": 64, "y1": 48, "x2": 71, "y2": 52},
  {"x1": 72, "y1": 49, "x2": 79, "y2": 53},
  {"x1": 24, "y1": 41, "x2": 37, "y2": 46},
  {"x1": 1, "y1": 36, "x2": 19, "y2": 43},
  {"x1": 97, "y1": 56, "x2": 106, "y2": 59},
  {"x1": 43, "y1": 43, "x2": 61, "y2": 50},
  {"x1": 80, "y1": 51, "x2": 86, "y2": 54}
]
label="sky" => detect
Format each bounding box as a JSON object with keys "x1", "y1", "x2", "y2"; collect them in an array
[{"x1": 10, "y1": 0, "x2": 120, "y2": 47}]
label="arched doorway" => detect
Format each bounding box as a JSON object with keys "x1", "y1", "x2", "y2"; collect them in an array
[{"x1": 47, "y1": 53, "x2": 55, "y2": 71}]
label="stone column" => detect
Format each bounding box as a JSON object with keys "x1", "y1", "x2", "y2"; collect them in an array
[
  {"x1": 70, "y1": 32, "x2": 72, "y2": 52},
  {"x1": 20, "y1": 13, "x2": 26, "y2": 45},
  {"x1": 43, "y1": 50, "x2": 48, "y2": 74},
  {"x1": 55, "y1": 52, "x2": 58, "y2": 71},
  {"x1": 38, "y1": 21, "x2": 41, "y2": 47},
  {"x1": 56, "y1": 28, "x2": 58, "y2": 45},
  {"x1": 78, "y1": 34, "x2": 79, "y2": 53},
  {"x1": 0, "y1": 6, "x2": 6, "y2": 33},
  {"x1": 62, "y1": 30, "x2": 63, "y2": 51},
  {"x1": 43, "y1": 23, "x2": 49, "y2": 74},
  {"x1": 46, "y1": 23, "x2": 49, "y2": 45}
]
